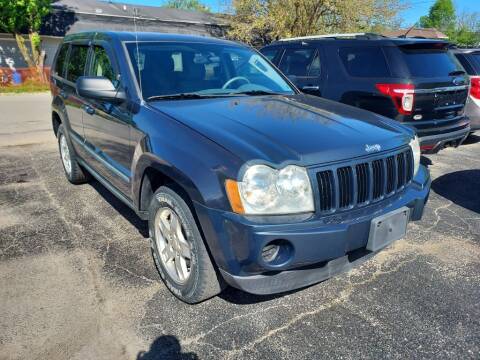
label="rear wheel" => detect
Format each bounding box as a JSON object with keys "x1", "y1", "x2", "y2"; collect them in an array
[
  {"x1": 57, "y1": 124, "x2": 89, "y2": 184},
  {"x1": 149, "y1": 186, "x2": 224, "y2": 303}
]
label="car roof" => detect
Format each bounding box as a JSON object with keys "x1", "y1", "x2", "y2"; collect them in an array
[
  {"x1": 63, "y1": 31, "x2": 242, "y2": 47},
  {"x1": 265, "y1": 36, "x2": 451, "y2": 48}
]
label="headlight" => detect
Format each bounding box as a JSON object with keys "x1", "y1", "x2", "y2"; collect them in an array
[
  {"x1": 409, "y1": 135, "x2": 420, "y2": 177},
  {"x1": 227, "y1": 164, "x2": 314, "y2": 215}
]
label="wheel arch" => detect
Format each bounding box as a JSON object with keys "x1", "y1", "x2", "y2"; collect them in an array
[
  {"x1": 51, "y1": 95, "x2": 69, "y2": 137},
  {"x1": 134, "y1": 153, "x2": 206, "y2": 214},
  {"x1": 52, "y1": 111, "x2": 62, "y2": 137}
]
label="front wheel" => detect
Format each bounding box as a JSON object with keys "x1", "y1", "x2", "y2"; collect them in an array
[{"x1": 149, "y1": 186, "x2": 224, "y2": 303}]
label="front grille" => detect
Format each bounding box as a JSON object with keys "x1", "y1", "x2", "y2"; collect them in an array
[
  {"x1": 316, "y1": 148, "x2": 414, "y2": 213},
  {"x1": 317, "y1": 170, "x2": 334, "y2": 212}
]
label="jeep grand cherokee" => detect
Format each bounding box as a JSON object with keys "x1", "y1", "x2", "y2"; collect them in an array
[{"x1": 50, "y1": 32, "x2": 430, "y2": 303}]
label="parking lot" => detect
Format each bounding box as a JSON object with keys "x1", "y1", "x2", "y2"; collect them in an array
[{"x1": 0, "y1": 93, "x2": 479, "y2": 359}]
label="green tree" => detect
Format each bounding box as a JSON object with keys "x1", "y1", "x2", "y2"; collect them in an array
[
  {"x1": 419, "y1": 0, "x2": 479, "y2": 47},
  {"x1": 451, "y1": 11, "x2": 480, "y2": 46},
  {"x1": 228, "y1": 0, "x2": 406, "y2": 46},
  {"x1": 419, "y1": 0, "x2": 455, "y2": 33},
  {"x1": 163, "y1": 0, "x2": 210, "y2": 12},
  {"x1": 0, "y1": 0, "x2": 51, "y2": 81}
]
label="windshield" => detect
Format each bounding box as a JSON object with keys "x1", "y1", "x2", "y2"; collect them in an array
[{"x1": 125, "y1": 42, "x2": 295, "y2": 99}]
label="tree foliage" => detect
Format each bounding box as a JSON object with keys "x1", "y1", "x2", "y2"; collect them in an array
[
  {"x1": 419, "y1": 0, "x2": 479, "y2": 47},
  {"x1": 163, "y1": 0, "x2": 210, "y2": 12},
  {"x1": 453, "y1": 11, "x2": 480, "y2": 46},
  {"x1": 419, "y1": 0, "x2": 455, "y2": 33},
  {"x1": 228, "y1": 0, "x2": 406, "y2": 46},
  {"x1": 0, "y1": 0, "x2": 51, "y2": 80}
]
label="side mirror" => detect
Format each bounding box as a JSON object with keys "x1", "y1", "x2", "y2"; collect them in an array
[{"x1": 76, "y1": 76, "x2": 126, "y2": 103}]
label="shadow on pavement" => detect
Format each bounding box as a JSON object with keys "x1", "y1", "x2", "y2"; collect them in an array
[
  {"x1": 462, "y1": 133, "x2": 480, "y2": 146},
  {"x1": 89, "y1": 179, "x2": 149, "y2": 238},
  {"x1": 431, "y1": 169, "x2": 480, "y2": 214},
  {"x1": 137, "y1": 335, "x2": 198, "y2": 360},
  {"x1": 421, "y1": 155, "x2": 432, "y2": 168}
]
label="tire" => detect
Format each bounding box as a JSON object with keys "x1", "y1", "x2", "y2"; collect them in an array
[
  {"x1": 57, "y1": 124, "x2": 89, "y2": 184},
  {"x1": 149, "y1": 186, "x2": 224, "y2": 303}
]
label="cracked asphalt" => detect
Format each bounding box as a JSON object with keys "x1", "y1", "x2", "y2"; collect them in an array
[{"x1": 0, "y1": 93, "x2": 479, "y2": 360}]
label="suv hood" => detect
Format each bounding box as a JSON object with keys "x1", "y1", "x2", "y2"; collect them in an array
[{"x1": 149, "y1": 94, "x2": 413, "y2": 166}]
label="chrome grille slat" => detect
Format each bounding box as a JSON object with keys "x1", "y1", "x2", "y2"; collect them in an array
[
  {"x1": 397, "y1": 152, "x2": 406, "y2": 189},
  {"x1": 385, "y1": 156, "x2": 395, "y2": 194},
  {"x1": 337, "y1": 166, "x2": 353, "y2": 208},
  {"x1": 355, "y1": 163, "x2": 369, "y2": 205},
  {"x1": 372, "y1": 159, "x2": 383, "y2": 200},
  {"x1": 316, "y1": 170, "x2": 334, "y2": 212}
]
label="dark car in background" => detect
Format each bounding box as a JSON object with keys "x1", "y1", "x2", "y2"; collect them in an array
[
  {"x1": 452, "y1": 48, "x2": 480, "y2": 133},
  {"x1": 261, "y1": 34, "x2": 471, "y2": 153},
  {"x1": 50, "y1": 31, "x2": 430, "y2": 303}
]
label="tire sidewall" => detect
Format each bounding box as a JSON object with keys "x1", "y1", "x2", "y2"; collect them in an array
[
  {"x1": 149, "y1": 188, "x2": 201, "y2": 301},
  {"x1": 57, "y1": 125, "x2": 74, "y2": 182}
]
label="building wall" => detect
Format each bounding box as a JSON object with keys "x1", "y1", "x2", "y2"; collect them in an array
[
  {"x1": 0, "y1": 35, "x2": 29, "y2": 69},
  {"x1": 0, "y1": 35, "x2": 61, "y2": 70}
]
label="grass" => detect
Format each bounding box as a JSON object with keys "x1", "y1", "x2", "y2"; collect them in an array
[{"x1": 0, "y1": 81, "x2": 50, "y2": 94}]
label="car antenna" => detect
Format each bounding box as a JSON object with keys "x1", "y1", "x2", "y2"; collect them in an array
[
  {"x1": 401, "y1": 25, "x2": 415, "y2": 38},
  {"x1": 133, "y1": 7, "x2": 143, "y2": 101}
]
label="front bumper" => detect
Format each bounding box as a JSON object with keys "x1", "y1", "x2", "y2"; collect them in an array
[{"x1": 194, "y1": 166, "x2": 431, "y2": 295}]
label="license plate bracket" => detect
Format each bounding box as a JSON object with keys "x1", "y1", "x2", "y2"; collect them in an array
[{"x1": 366, "y1": 207, "x2": 410, "y2": 252}]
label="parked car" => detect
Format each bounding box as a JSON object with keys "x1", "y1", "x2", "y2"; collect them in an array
[
  {"x1": 260, "y1": 33, "x2": 471, "y2": 153},
  {"x1": 451, "y1": 48, "x2": 480, "y2": 133},
  {"x1": 50, "y1": 32, "x2": 430, "y2": 303}
]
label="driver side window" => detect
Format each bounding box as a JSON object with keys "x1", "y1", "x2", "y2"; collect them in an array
[{"x1": 91, "y1": 46, "x2": 116, "y2": 84}]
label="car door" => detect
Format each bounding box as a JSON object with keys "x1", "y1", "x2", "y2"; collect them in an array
[
  {"x1": 82, "y1": 42, "x2": 134, "y2": 195},
  {"x1": 278, "y1": 46, "x2": 322, "y2": 96},
  {"x1": 63, "y1": 42, "x2": 90, "y2": 144}
]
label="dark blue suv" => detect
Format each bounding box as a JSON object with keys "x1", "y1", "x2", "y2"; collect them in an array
[{"x1": 50, "y1": 32, "x2": 430, "y2": 303}]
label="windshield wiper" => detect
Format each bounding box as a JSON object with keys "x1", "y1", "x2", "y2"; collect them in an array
[
  {"x1": 146, "y1": 93, "x2": 214, "y2": 101},
  {"x1": 448, "y1": 70, "x2": 466, "y2": 76},
  {"x1": 233, "y1": 90, "x2": 283, "y2": 96}
]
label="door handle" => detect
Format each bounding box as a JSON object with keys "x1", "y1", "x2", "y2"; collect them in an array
[
  {"x1": 83, "y1": 105, "x2": 95, "y2": 115},
  {"x1": 302, "y1": 85, "x2": 320, "y2": 91}
]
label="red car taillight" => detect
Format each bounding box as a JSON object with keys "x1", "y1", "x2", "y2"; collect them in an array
[
  {"x1": 376, "y1": 83, "x2": 415, "y2": 115},
  {"x1": 470, "y1": 76, "x2": 480, "y2": 100}
]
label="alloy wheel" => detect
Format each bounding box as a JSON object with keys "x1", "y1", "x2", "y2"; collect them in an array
[
  {"x1": 154, "y1": 207, "x2": 192, "y2": 284},
  {"x1": 59, "y1": 134, "x2": 72, "y2": 176}
]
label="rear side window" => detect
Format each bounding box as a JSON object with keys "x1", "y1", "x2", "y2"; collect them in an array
[
  {"x1": 465, "y1": 53, "x2": 480, "y2": 74},
  {"x1": 400, "y1": 48, "x2": 462, "y2": 78},
  {"x1": 262, "y1": 48, "x2": 280, "y2": 63},
  {"x1": 54, "y1": 43, "x2": 69, "y2": 77},
  {"x1": 308, "y1": 52, "x2": 321, "y2": 77},
  {"x1": 91, "y1": 46, "x2": 116, "y2": 82},
  {"x1": 280, "y1": 48, "x2": 317, "y2": 77},
  {"x1": 455, "y1": 53, "x2": 475, "y2": 75},
  {"x1": 66, "y1": 45, "x2": 89, "y2": 83},
  {"x1": 339, "y1": 47, "x2": 390, "y2": 77}
]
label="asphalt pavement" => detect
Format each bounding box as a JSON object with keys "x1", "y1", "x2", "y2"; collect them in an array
[{"x1": 0, "y1": 93, "x2": 479, "y2": 359}]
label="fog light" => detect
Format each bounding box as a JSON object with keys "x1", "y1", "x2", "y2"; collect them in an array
[
  {"x1": 260, "y1": 239, "x2": 294, "y2": 266},
  {"x1": 262, "y1": 244, "x2": 280, "y2": 263}
]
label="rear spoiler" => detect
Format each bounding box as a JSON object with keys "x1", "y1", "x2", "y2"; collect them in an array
[{"x1": 399, "y1": 42, "x2": 451, "y2": 51}]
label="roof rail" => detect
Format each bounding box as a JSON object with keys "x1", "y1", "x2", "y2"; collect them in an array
[{"x1": 278, "y1": 32, "x2": 385, "y2": 41}]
